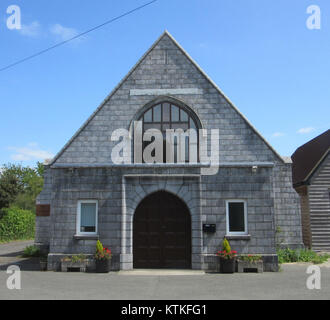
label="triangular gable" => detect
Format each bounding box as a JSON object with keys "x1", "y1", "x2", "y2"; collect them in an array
[
  {"x1": 292, "y1": 129, "x2": 330, "y2": 185},
  {"x1": 50, "y1": 30, "x2": 285, "y2": 165}
]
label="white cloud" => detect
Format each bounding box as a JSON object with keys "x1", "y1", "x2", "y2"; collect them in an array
[
  {"x1": 50, "y1": 23, "x2": 79, "y2": 41},
  {"x1": 272, "y1": 132, "x2": 285, "y2": 138},
  {"x1": 297, "y1": 127, "x2": 315, "y2": 134},
  {"x1": 15, "y1": 21, "x2": 82, "y2": 44},
  {"x1": 8, "y1": 143, "x2": 54, "y2": 162},
  {"x1": 19, "y1": 21, "x2": 41, "y2": 37}
]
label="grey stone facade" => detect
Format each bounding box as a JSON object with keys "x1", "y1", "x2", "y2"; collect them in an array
[{"x1": 36, "y1": 31, "x2": 303, "y2": 271}]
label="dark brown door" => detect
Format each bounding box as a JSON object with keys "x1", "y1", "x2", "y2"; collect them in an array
[{"x1": 133, "y1": 191, "x2": 191, "y2": 269}]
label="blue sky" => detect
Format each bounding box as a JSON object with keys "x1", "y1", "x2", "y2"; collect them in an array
[{"x1": 0, "y1": 0, "x2": 329, "y2": 167}]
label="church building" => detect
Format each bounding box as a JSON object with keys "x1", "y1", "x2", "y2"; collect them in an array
[{"x1": 35, "y1": 31, "x2": 303, "y2": 271}]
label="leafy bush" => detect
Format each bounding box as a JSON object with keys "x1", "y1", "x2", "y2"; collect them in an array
[
  {"x1": 0, "y1": 207, "x2": 35, "y2": 242},
  {"x1": 23, "y1": 245, "x2": 40, "y2": 257},
  {"x1": 277, "y1": 248, "x2": 330, "y2": 265}
]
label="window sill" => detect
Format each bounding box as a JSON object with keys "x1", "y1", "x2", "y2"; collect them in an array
[
  {"x1": 225, "y1": 235, "x2": 251, "y2": 241},
  {"x1": 73, "y1": 234, "x2": 99, "y2": 241}
]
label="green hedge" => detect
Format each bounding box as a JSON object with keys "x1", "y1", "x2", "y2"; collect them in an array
[{"x1": 0, "y1": 207, "x2": 35, "y2": 242}]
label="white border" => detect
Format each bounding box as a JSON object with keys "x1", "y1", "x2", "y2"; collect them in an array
[
  {"x1": 226, "y1": 200, "x2": 248, "y2": 236},
  {"x1": 76, "y1": 200, "x2": 98, "y2": 236}
]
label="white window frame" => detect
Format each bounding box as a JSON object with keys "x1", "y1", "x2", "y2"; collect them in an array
[
  {"x1": 76, "y1": 200, "x2": 98, "y2": 236},
  {"x1": 226, "y1": 200, "x2": 248, "y2": 236}
]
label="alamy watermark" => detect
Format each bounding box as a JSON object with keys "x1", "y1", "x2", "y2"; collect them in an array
[
  {"x1": 111, "y1": 122, "x2": 219, "y2": 176},
  {"x1": 306, "y1": 265, "x2": 321, "y2": 290},
  {"x1": 6, "y1": 5, "x2": 21, "y2": 30},
  {"x1": 6, "y1": 265, "x2": 21, "y2": 290},
  {"x1": 3, "y1": 5, "x2": 321, "y2": 32},
  {"x1": 306, "y1": 5, "x2": 321, "y2": 30}
]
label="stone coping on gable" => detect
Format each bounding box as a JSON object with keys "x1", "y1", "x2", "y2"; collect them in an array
[{"x1": 50, "y1": 162, "x2": 275, "y2": 169}]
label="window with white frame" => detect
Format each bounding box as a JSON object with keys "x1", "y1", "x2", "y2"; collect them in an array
[
  {"x1": 77, "y1": 200, "x2": 98, "y2": 235},
  {"x1": 226, "y1": 200, "x2": 248, "y2": 235}
]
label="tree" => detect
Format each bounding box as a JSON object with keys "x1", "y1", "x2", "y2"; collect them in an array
[
  {"x1": 0, "y1": 163, "x2": 44, "y2": 211},
  {"x1": 0, "y1": 168, "x2": 22, "y2": 209}
]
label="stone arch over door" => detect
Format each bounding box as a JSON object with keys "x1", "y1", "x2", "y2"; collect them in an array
[
  {"x1": 133, "y1": 190, "x2": 192, "y2": 269},
  {"x1": 121, "y1": 174, "x2": 202, "y2": 270}
]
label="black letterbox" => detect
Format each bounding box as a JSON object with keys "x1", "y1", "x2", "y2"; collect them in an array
[{"x1": 203, "y1": 224, "x2": 216, "y2": 233}]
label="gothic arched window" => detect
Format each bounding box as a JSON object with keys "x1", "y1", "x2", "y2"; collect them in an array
[{"x1": 137, "y1": 101, "x2": 200, "y2": 163}]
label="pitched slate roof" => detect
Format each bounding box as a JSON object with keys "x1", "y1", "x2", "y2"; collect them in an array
[
  {"x1": 49, "y1": 31, "x2": 286, "y2": 165},
  {"x1": 292, "y1": 129, "x2": 330, "y2": 186}
]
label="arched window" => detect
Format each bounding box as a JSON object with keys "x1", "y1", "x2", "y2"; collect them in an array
[{"x1": 138, "y1": 101, "x2": 199, "y2": 163}]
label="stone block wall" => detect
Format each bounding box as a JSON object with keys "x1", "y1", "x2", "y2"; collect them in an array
[
  {"x1": 35, "y1": 33, "x2": 304, "y2": 271},
  {"x1": 41, "y1": 163, "x2": 293, "y2": 271},
  {"x1": 273, "y1": 162, "x2": 303, "y2": 249}
]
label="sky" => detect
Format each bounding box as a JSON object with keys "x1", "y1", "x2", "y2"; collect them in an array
[{"x1": 0, "y1": 0, "x2": 329, "y2": 167}]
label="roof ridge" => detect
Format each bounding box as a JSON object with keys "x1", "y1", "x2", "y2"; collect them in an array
[
  {"x1": 163, "y1": 31, "x2": 285, "y2": 163},
  {"x1": 50, "y1": 31, "x2": 285, "y2": 165},
  {"x1": 49, "y1": 31, "x2": 169, "y2": 165}
]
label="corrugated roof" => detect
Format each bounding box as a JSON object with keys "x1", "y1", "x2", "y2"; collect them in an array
[{"x1": 292, "y1": 129, "x2": 330, "y2": 185}]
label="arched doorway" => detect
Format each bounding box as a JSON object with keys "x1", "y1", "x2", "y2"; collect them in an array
[{"x1": 133, "y1": 191, "x2": 192, "y2": 269}]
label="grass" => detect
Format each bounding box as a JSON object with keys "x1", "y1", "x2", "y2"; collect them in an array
[
  {"x1": 0, "y1": 238, "x2": 34, "y2": 244},
  {"x1": 277, "y1": 248, "x2": 330, "y2": 265},
  {"x1": 22, "y1": 245, "x2": 41, "y2": 258}
]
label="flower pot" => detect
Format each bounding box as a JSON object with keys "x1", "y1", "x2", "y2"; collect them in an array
[
  {"x1": 219, "y1": 257, "x2": 236, "y2": 273},
  {"x1": 95, "y1": 259, "x2": 111, "y2": 273}
]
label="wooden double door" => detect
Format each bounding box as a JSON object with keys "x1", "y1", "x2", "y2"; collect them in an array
[{"x1": 133, "y1": 191, "x2": 191, "y2": 269}]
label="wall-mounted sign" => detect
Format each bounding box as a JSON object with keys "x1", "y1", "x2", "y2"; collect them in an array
[{"x1": 36, "y1": 204, "x2": 51, "y2": 217}]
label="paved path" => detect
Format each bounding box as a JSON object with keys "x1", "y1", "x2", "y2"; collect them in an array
[
  {"x1": 0, "y1": 240, "x2": 37, "y2": 271},
  {"x1": 0, "y1": 240, "x2": 34, "y2": 257},
  {"x1": 0, "y1": 263, "x2": 329, "y2": 300},
  {"x1": 0, "y1": 241, "x2": 329, "y2": 300}
]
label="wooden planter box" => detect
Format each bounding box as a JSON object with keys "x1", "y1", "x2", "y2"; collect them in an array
[
  {"x1": 61, "y1": 260, "x2": 89, "y2": 272},
  {"x1": 237, "y1": 260, "x2": 263, "y2": 273}
]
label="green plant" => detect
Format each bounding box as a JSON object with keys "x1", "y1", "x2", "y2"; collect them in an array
[
  {"x1": 23, "y1": 245, "x2": 40, "y2": 257},
  {"x1": 0, "y1": 207, "x2": 35, "y2": 242},
  {"x1": 222, "y1": 237, "x2": 231, "y2": 253},
  {"x1": 95, "y1": 240, "x2": 112, "y2": 261},
  {"x1": 238, "y1": 254, "x2": 263, "y2": 263},
  {"x1": 217, "y1": 238, "x2": 237, "y2": 260},
  {"x1": 96, "y1": 240, "x2": 103, "y2": 253},
  {"x1": 0, "y1": 163, "x2": 44, "y2": 212},
  {"x1": 277, "y1": 248, "x2": 330, "y2": 265},
  {"x1": 61, "y1": 254, "x2": 87, "y2": 263},
  {"x1": 275, "y1": 226, "x2": 285, "y2": 249},
  {"x1": 71, "y1": 254, "x2": 87, "y2": 263}
]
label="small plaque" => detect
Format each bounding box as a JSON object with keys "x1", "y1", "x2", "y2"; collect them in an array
[
  {"x1": 36, "y1": 205, "x2": 51, "y2": 217},
  {"x1": 203, "y1": 224, "x2": 216, "y2": 233}
]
